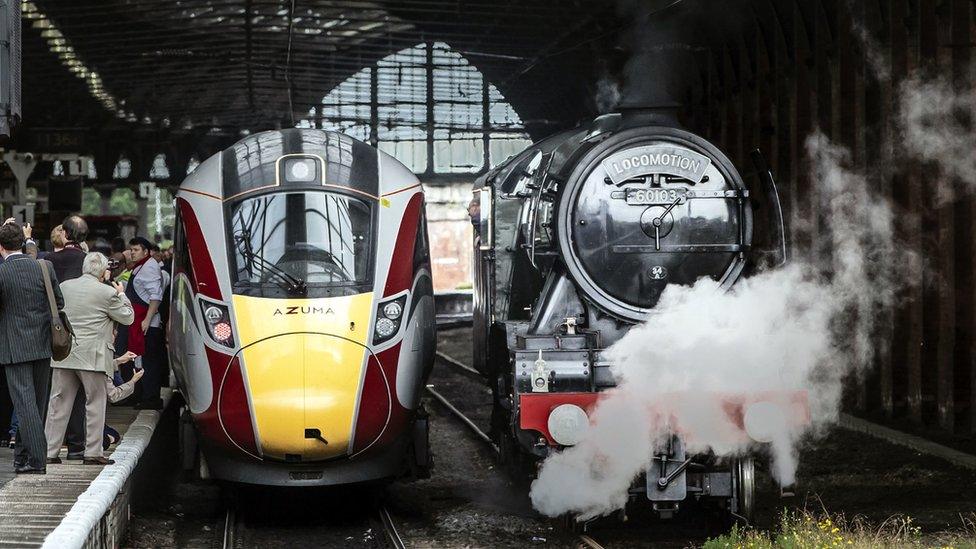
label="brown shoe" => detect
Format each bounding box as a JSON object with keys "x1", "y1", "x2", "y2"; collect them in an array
[
  {"x1": 82, "y1": 456, "x2": 115, "y2": 465},
  {"x1": 46, "y1": 457, "x2": 62, "y2": 464}
]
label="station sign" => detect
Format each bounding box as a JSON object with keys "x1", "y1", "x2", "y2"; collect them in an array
[
  {"x1": 27, "y1": 128, "x2": 87, "y2": 153},
  {"x1": 11, "y1": 204, "x2": 34, "y2": 225}
]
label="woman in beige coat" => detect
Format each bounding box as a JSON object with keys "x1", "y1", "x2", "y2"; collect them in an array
[{"x1": 44, "y1": 252, "x2": 135, "y2": 465}]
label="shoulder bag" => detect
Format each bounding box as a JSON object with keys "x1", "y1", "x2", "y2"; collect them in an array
[{"x1": 38, "y1": 259, "x2": 73, "y2": 361}]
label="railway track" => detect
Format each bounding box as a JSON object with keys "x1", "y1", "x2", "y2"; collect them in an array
[
  {"x1": 221, "y1": 506, "x2": 242, "y2": 549},
  {"x1": 577, "y1": 534, "x2": 607, "y2": 549},
  {"x1": 374, "y1": 504, "x2": 407, "y2": 549},
  {"x1": 220, "y1": 495, "x2": 406, "y2": 548},
  {"x1": 429, "y1": 351, "x2": 608, "y2": 549}
]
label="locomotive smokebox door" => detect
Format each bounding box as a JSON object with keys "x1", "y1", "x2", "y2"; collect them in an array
[{"x1": 647, "y1": 436, "x2": 688, "y2": 502}]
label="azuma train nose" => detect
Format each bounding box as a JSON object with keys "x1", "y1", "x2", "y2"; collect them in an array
[{"x1": 233, "y1": 332, "x2": 373, "y2": 462}]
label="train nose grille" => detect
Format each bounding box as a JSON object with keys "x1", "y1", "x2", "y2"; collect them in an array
[{"x1": 231, "y1": 332, "x2": 374, "y2": 461}]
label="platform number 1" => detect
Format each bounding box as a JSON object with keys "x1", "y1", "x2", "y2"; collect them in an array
[{"x1": 11, "y1": 205, "x2": 33, "y2": 225}]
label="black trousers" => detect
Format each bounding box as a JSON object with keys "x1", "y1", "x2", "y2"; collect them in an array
[
  {"x1": 4, "y1": 359, "x2": 50, "y2": 469},
  {"x1": 65, "y1": 387, "x2": 86, "y2": 455},
  {"x1": 0, "y1": 370, "x2": 12, "y2": 437},
  {"x1": 139, "y1": 327, "x2": 165, "y2": 403}
]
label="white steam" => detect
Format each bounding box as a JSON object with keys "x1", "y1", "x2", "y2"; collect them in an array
[
  {"x1": 898, "y1": 75, "x2": 976, "y2": 194},
  {"x1": 595, "y1": 75, "x2": 622, "y2": 114},
  {"x1": 529, "y1": 132, "x2": 900, "y2": 520}
]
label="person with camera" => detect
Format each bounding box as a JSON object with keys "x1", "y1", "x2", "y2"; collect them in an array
[
  {"x1": 44, "y1": 252, "x2": 134, "y2": 465},
  {"x1": 44, "y1": 215, "x2": 91, "y2": 460},
  {"x1": 0, "y1": 221, "x2": 63, "y2": 474}
]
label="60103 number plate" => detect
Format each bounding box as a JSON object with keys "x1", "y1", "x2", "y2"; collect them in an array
[{"x1": 626, "y1": 188, "x2": 688, "y2": 206}]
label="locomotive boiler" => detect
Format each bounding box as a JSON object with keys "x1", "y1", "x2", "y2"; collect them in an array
[
  {"x1": 473, "y1": 110, "x2": 805, "y2": 521},
  {"x1": 168, "y1": 129, "x2": 435, "y2": 486}
]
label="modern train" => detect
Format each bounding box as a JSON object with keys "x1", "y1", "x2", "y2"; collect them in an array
[
  {"x1": 473, "y1": 110, "x2": 807, "y2": 521},
  {"x1": 168, "y1": 128, "x2": 436, "y2": 486}
]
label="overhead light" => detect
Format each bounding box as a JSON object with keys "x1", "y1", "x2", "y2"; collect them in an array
[
  {"x1": 47, "y1": 37, "x2": 66, "y2": 47},
  {"x1": 40, "y1": 29, "x2": 63, "y2": 39}
]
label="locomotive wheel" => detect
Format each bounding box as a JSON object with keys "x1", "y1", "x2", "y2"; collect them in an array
[
  {"x1": 491, "y1": 391, "x2": 535, "y2": 482},
  {"x1": 733, "y1": 457, "x2": 756, "y2": 523}
]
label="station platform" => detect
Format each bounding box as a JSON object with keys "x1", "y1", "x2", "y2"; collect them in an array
[{"x1": 0, "y1": 390, "x2": 173, "y2": 548}]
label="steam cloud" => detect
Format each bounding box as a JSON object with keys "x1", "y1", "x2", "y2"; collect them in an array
[
  {"x1": 898, "y1": 75, "x2": 976, "y2": 197},
  {"x1": 530, "y1": 132, "x2": 900, "y2": 520}
]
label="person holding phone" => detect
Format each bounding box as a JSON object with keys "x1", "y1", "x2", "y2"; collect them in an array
[{"x1": 44, "y1": 252, "x2": 134, "y2": 466}]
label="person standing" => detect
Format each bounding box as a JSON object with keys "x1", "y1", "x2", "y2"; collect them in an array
[
  {"x1": 126, "y1": 237, "x2": 165, "y2": 409},
  {"x1": 44, "y1": 214, "x2": 89, "y2": 460},
  {"x1": 0, "y1": 222, "x2": 64, "y2": 474},
  {"x1": 0, "y1": 220, "x2": 42, "y2": 450},
  {"x1": 47, "y1": 215, "x2": 87, "y2": 282},
  {"x1": 45, "y1": 252, "x2": 134, "y2": 465}
]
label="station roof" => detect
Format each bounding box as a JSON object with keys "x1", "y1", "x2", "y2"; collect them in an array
[
  {"x1": 16, "y1": 0, "x2": 852, "y2": 181},
  {"x1": 22, "y1": 0, "x2": 618, "y2": 136}
]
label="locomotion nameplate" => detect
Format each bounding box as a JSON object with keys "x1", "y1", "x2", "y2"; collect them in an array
[{"x1": 601, "y1": 145, "x2": 712, "y2": 186}]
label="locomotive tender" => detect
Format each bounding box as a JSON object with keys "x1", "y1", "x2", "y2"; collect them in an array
[
  {"x1": 473, "y1": 110, "x2": 804, "y2": 520},
  {"x1": 169, "y1": 129, "x2": 435, "y2": 486}
]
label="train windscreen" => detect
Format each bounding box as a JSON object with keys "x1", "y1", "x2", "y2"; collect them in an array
[{"x1": 228, "y1": 191, "x2": 373, "y2": 297}]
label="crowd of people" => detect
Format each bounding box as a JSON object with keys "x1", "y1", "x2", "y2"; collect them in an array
[{"x1": 0, "y1": 215, "x2": 172, "y2": 474}]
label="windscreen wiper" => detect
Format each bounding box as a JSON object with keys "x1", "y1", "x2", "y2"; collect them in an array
[{"x1": 234, "y1": 231, "x2": 307, "y2": 295}]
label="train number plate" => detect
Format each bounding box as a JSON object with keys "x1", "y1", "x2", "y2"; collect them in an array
[{"x1": 626, "y1": 188, "x2": 688, "y2": 206}]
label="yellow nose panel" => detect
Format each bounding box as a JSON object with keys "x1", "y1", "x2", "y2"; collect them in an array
[
  {"x1": 231, "y1": 293, "x2": 374, "y2": 347},
  {"x1": 231, "y1": 293, "x2": 375, "y2": 461}
]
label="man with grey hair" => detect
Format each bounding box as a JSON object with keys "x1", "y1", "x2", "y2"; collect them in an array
[{"x1": 45, "y1": 252, "x2": 134, "y2": 465}]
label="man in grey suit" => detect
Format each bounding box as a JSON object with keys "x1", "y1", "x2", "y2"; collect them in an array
[
  {"x1": 0, "y1": 222, "x2": 63, "y2": 474},
  {"x1": 46, "y1": 252, "x2": 133, "y2": 465}
]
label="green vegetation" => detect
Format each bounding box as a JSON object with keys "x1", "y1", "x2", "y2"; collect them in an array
[
  {"x1": 80, "y1": 185, "x2": 174, "y2": 240},
  {"x1": 704, "y1": 510, "x2": 976, "y2": 549}
]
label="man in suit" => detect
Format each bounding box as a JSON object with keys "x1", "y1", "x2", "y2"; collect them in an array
[
  {"x1": 0, "y1": 219, "x2": 39, "y2": 448},
  {"x1": 0, "y1": 221, "x2": 63, "y2": 474},
  {"x1": 46, "y1": 252, "x2": 133, "y2": 465},
  {"x1": 45, "y1": 214, "x2": 88, "y2": 460}
]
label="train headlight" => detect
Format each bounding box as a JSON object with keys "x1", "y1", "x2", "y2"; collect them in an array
[
  {"x1": 547, "y1": 404, "x2": 589, "y2": 446},
  {"x1": 199, "y1": 300, "x2": 235, "y2": 347},
  {"x1": 382, "y1": 301, "x2": 403, "y2": 320},
  {"x1": 204, "y1": 306, "x2": 223, "y2": 323},
  {"x1": 743, "y1": 401, "x2": 787, "y2": 443},
  {"x1": 282, "y1": 157, "x2": 318, "y2": 183},
  {"x1": 375, "y1": 317, "x2": 397, "y2": 338},
  {"x1": 373, "y1": 294, "x2": 408, "y2": 344}
]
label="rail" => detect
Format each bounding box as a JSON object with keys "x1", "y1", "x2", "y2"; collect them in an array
[
  {"x1": 376, "y1": 505, "x2": 406, "y2": 549},
  {"x1": 424, "y1": 385, "x2": 499, "y2": 454}
]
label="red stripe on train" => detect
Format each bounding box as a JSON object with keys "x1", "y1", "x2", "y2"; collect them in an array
[
  {"x1": 352, "y1": 344, "x2": 409, "y2": 453},
  {"x1": 193, "y1": 347, "x2": 258, "y2": 457},
  {"x1": 177, "y1": 197, "x2": 222, "y2": 301},
  {"x1": 383, "y1": 193, "x2": 422, "y2": 298}
]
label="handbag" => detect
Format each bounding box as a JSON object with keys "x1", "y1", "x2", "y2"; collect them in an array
[{"x1": 38, "y1": 259, "x2": 73, "y2": 361}]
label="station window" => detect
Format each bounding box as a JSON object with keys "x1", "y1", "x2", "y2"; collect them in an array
[{"x1": 301, "y1": 42, "x2": 530, "y2": 176}]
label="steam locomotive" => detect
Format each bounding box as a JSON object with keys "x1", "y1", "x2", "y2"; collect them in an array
[{"x1": 473, "y1": 110, "x2": 804, "y2": 521}]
